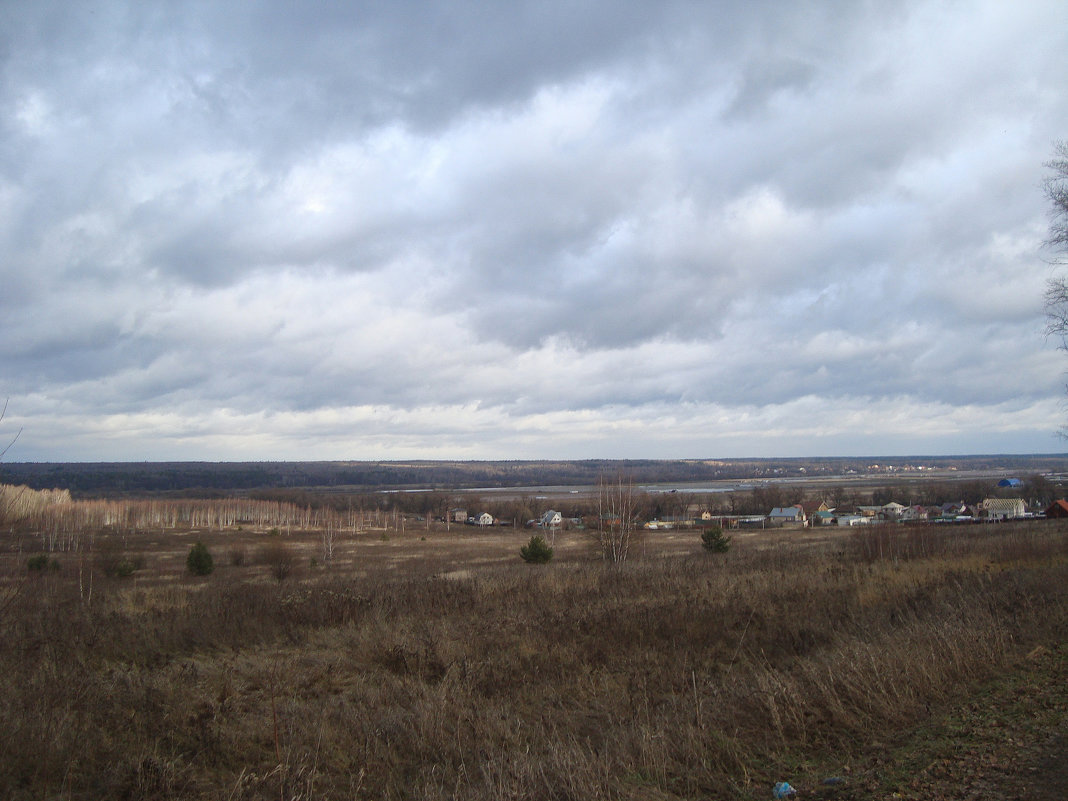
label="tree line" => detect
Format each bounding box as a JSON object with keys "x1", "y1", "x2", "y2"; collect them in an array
[{"x1": 4, "y1": 455, "x2": 1067, "y2": 496}]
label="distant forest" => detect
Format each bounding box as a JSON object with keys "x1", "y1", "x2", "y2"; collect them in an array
[{"x1": 2, "y1": 455, "x2": 1068, "y2": 497}]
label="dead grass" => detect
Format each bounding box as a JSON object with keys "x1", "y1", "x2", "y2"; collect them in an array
[{"x1": 0, "y1": 520, "x2": 1065, "y2": 799}]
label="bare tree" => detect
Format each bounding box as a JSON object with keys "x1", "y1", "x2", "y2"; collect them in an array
[
  {"x1": 1043, "y1": 142, "x2": 1068, "y2": 435},
  {"x1": 262, "y1": 540, "x2": 295, "y2": 581},
  {"x1": 0, "y1": 399, "x2": 23, "y2": 526},
  {"x1": 1044, "y1": 141, "x2": 1068, "y2": 346},
  {"x1": 0, "y1": 398, "x2": 20, "y2": 462},
  {"x1": 595, "y1": 472, "x2": 640, "y2": 562},
  {"x1": 321, "y1": 520, "x2": 336, "y2": 563}
]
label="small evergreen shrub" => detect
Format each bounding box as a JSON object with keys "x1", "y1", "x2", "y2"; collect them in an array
[
  {"x1": 520, "y1": 535, "x2": 554, "y2": 564},
  {"x1": 186, "y1": 542, "x2": 215, "y2": 576},
  {"x1": 27, "y1": 554, "x2": 55, "y2": 572},
  {"x1": 701, "y1": 525, "x2": 732, "y2": 553},
  {"x1": 114, "y1": 558, "x2": 137, "y2": 578}
]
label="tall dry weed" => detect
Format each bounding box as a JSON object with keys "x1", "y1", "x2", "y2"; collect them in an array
[{"x1": 0, "y1": 521, "x2": 1065, "y2": 799}]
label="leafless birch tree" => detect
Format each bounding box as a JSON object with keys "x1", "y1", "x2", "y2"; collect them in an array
[
  {"x1": 321, "y1": 520, "x2": 336, "y2": 563},
  {"x1": 595, "y1": 472, "x2": 640, "y2": 562}
]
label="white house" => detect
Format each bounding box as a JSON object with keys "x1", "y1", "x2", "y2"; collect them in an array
[
  {"x1": 899, "y1": 505, "x2": 929, "y2": 522},
  {"x1": 881, "y1": 502, "x2": 907, "y2": 520},
  {"x1": 981, "y1": 498, "x2": 1025, "y2": 520},
  {"x1": 540, "y1": 510, "x2": 563, "y2": 528},
  {"x1": 476, "y1": 512, "x2": 494, "y2": 527}
]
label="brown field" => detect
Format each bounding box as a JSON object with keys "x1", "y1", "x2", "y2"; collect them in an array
[{"x1": 1, "y1": 517, "x2": 1066, "y2": 800}]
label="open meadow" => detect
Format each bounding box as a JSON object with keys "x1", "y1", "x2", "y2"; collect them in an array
[{"x1": 1, "y1": 512, "x2": 1066, "y2": 800}]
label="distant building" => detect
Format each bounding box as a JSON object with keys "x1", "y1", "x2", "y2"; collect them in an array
[
  {"x1": 881, "y1": 501, "x2": 907, "y2": 520},
  {"x1": 799, "y1": 499, "x2": 831, "y2": 518},
  {"x1": 813, "y1": 510, "x2": 836, "y2": 526},
  {"x1": 899, "y1": 505, "x2": 929, "y2": 522},
  {"x1": 540, "y1": 510, "x2": 563, "y2": 528},
  {"x1": 834, "y1": 514, "x2": 870, "y2": 526},
  {"x1": 768, "y1": 506, "x2": 806, "y2": 525},
  {"x1": 939, "y1": 502, "x2": 974, "y2": 519},
  {"x1": 981, "y1": 498, "x2": 1025, "y2": 520},
  {"x1": 1044, "y1": 499, "x2": 1068, "y2": 518}
]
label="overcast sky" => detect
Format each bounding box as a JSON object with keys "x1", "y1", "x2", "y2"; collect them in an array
[{"x1": 2, "y1": 1, "x2": 1068, "y2": 462}]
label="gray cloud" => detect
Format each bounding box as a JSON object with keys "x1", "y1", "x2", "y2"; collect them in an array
[{"x1": 1, "y1": 0, "x2": 1067, "y2": 461}]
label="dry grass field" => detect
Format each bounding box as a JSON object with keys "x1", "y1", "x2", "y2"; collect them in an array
[{"x1": 1, "y1": 518, "x2": 1066, "y2": 800}]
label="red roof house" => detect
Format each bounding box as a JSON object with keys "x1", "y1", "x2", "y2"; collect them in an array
[{"x1": 1044, "y1": 500, "x2": 1068, "y2": 518}]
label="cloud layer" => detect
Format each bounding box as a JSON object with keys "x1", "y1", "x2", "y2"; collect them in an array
[{"x1": 2, "y1": 1, "x2": 1067, "y2": 460}]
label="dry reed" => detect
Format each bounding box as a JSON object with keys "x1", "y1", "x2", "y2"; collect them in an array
[{"x1": 0, "y1": 519, "x2": 1064, "y2": 799}]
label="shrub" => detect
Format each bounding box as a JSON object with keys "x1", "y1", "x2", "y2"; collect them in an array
[
  {"x1": 261, "y1": 541, "x2": 295, "y2": 581},
  {"x1": 520, "y1": 535, "x2": 554, "y2": 564},
  {"x1": 26, "y1": 554, "x2": 56, "y2": 572},
  {"x1": 227, "y1": 546, "x2": 246, "y2": 567},
  {"x1": 186, "y1": 542, "x2": 214, "y2": 576},
  {"x1": 114, "y1": 558, "x2": 137, "y2": 578},
  {"x1": 95, "y1": 543, "x2": 142, "y2": 578},
  {"x1": 701, "y1": 525, "x2": 732, "y2": 553}
]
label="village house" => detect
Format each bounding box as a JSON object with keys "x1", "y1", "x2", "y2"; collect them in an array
[
  {"x1": 1045, "y1": 499, "x2": 1068, "y2": 518},
  {"x1": 540, "y1": 510, "x2": 563, "y2": 528},
  {"x1": 768, "y1": 506, "x2": 806, "y2": 526},
  {"x1": 939, "y1": 502, "x2": 975, "y2": 520},
  {"x1": 685, "y1": 503, "x2": 715, "y2": 522},
  {"x1": 898, "y1": 505, "x2": 929, "y2": 522},
  {"x1": 980, "y1": 498, "x2": 1025, "y2": 521},
  {"x1": 880, "y1": 501, "x2": 907, "y2": 520},
  {"x1": 799, "y1": 499, "x2": 831, "y2": 519}
]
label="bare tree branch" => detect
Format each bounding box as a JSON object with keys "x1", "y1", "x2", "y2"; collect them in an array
[
  {"x1": 1043, "y1": 142, "x2": 1068, "y2": 439},
  {"x1": 1043, "y1": 140, "x2": 1068, "y2": 256},
  {"x1": 1044, "y1": 142, "x2": 1068, "y2": 349},
  {"x1": 595, "y1": 470, "x2": 640, "y2": 562},
  {"x1": 0, "y1": 398, "x2": 21, "y2": 461}
]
